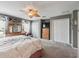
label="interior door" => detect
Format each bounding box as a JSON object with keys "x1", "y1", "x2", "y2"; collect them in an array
[{"x1": 41, "y1": 20, "x2": 50, "y2": 40}]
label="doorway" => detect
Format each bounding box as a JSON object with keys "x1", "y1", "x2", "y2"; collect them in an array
[{"x1": 41, "y1": 20, "x2": 50, "y2": 40}]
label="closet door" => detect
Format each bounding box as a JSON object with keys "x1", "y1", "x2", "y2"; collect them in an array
[
  {"x1": 53, "y1": 18, "x2": 69, "y2": 44},
  {"x1": 50, "y1": 18, "x2": 70, "y2": 44}
]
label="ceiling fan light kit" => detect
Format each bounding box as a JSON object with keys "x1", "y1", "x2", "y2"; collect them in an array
[{"x1": 24, "y1": 5, "x2": 40, "y2": 18}]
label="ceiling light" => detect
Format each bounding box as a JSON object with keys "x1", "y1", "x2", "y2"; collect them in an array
[{"x1": 24, "y1": 6, "x2": 40, "y2": 18}]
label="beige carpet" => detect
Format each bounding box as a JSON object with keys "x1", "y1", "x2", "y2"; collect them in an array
[{"x1": 40, "y1": 40, "x2": 77, "y2": 58}]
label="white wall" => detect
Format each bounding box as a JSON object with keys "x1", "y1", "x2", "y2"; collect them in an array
[
  {"x1": 31, "y1": 20, "x2": 41, "y2": 38},
  {"x1": 50, "y1": 18, "x2": 70, "y2": 44},
  {"x1": 50, "y1": 20, "x2": 54, "y2": 41}
]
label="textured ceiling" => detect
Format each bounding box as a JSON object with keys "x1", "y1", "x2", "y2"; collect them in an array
[{"x1": 0, "y1": 1, "x2": 78, "y2": 19}]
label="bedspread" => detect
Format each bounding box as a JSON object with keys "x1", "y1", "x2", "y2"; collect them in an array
[{"x1": 0, "y1": 37, "x2": 42, "y2": 58}]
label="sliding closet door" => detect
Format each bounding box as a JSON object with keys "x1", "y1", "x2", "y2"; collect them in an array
[{"x1": 53, "y1": 18, "x2": 70, "y2": 44}]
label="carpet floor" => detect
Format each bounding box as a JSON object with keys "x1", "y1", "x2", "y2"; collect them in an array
[{"x1": 40, "y1": 40, "x2": 77, "y2": 58}]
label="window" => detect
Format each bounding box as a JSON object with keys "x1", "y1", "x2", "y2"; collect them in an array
[
  {"x1": 22, "y1": 20, "x2": 30, "y2": 33},
  {"x1": 0, "y1": 16, "x2": 8, "y2": 37}
]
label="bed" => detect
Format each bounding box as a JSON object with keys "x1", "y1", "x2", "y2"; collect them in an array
[{"x1": 0, "y1": 35, "x2": 43, "y2": 58}]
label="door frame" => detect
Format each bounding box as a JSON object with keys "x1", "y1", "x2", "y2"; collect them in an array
[{"x1": 41, "y1": 19, "x2": 50, "y2": 40}]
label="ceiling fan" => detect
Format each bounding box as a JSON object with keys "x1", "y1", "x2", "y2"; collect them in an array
[{"x1": 24, "y1": 5, "x2": 40, "y2": 18}]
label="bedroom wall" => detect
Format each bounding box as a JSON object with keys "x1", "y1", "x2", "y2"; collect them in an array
[
  {"x1": 72, "y1": 10, "x2": 78, "y2": 48},
  {"x1": 31, "y1": 20, "x2": 41, "y2": 38},
  {"x1": 50, "y1": 20, "x2": 54, "y2": 41},
  {"x1": 77, "y1": 10, "x2": 79, "y2": 57}
]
